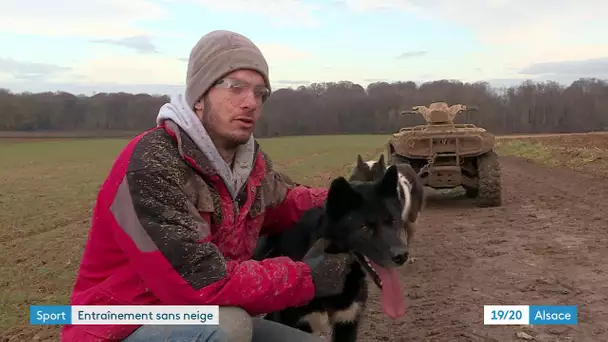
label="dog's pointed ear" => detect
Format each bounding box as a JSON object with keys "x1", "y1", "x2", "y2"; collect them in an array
[
  {"x1": 376, "y1": 164, "x2": 398, "y2": 197},
  {"x1": 356, "y1": 154, "x2": 365, "y2": 168},
  {"x1": 327, "y1": 177, "x2": 361, "y2": 221},
  {"x1": 377, "y1": 154, "x2": 386, "y2": 170}
]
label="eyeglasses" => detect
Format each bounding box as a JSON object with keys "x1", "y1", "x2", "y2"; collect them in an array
[{"x1": 213, "y1": 77, "x2": 270, "y2": 102}]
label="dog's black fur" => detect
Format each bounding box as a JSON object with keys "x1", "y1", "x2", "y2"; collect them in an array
[
  {"x1": 349, "y1": 154, "x2": 425, "y2": 263},
  {"x1": 254, "y1": 165, "x2": 409, "y2": 341},
  {"x1": 348, "y1": 154, "x2": 387, "y2": 182}
]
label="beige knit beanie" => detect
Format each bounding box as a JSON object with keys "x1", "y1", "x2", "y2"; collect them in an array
[{"x1": 185, "y1": 30, "x2": 271, "y2": 109}]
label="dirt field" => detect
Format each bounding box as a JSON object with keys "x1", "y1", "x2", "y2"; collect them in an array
[
  {"x1": 496, "y1": 132, "x2": 608, "y2": 179},
  {"x1": 1, "y1": 133, "x2": 607, "y2": 341},
  {"x1": 360, "y1": 155, "x2": 608, "y2": 341}
]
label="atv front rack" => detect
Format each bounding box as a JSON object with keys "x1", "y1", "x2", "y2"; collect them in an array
[
  {"x1": 403, "y1": 133, "x2": 485, "y2": 158},
  {"x1": 399, "y1": 123, "x2": 479, "y2": 133}
]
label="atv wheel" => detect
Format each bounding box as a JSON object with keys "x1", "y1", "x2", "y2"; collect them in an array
[
  {"x1": 475, "y1": 151, "x2": 502, "y2": 207},
  {"x1": 464, "y1": 186, "x2": 478, "y2": 198}
]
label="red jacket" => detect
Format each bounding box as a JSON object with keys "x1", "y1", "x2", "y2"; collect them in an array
[{"x1": 61, "y1": 121, "x2": 327, "y2": 341}]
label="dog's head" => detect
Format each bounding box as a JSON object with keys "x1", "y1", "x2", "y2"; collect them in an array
[
  {"x1": 349, "y1": 154, "x2": 387, "y2": 182},
  {"x1": 322, "y1": 164, "x2": 408, "y2": 318}
]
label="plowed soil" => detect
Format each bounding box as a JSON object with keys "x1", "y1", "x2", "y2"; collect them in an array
[{"x1": 358, "y1": 155, "x2": 608, "y2": 341}]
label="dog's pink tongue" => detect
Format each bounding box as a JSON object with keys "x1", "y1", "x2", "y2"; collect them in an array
[{"x1": 371, "y1": 261, "x2": 406, "y2": 319}]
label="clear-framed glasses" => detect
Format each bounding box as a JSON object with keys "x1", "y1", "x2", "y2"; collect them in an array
[{"x1": 213, "y1": 77, "x2": 270, "y2": 102}]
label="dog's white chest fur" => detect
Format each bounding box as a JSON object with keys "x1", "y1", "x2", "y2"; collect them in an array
[
  {"x1": 300, "y1": 312, "x2": 331, "y2": 334},
  {"x1": 299, "y1": 302, "x2": 362, "y2": 335}
]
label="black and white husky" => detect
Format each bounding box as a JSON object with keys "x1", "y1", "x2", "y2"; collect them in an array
[
  {"x1": 350, "y1": 154, "x2": 425, "y2": 263},
  {"x1": 254, "y1": 160, "x2": 424, "y2": 341}
]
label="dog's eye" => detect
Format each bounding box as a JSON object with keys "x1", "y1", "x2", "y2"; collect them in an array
[
  {"x1": 384, "y1": 218, "x2": 395, "y2": 225},
  {"x1": 361, "y1": 225, "x2": 372, "y2": 234}
]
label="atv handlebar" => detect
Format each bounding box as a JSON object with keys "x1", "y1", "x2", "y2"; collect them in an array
[{"x1": 400, "y1": 106, "x2": 479, "y2": 116}]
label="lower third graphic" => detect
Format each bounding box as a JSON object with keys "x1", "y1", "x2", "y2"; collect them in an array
[{"x1": 484, "y1": 305, "x2": 577, "y2": 325}]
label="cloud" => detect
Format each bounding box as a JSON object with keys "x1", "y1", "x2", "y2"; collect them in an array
[
  {"x1": 337, "y1": 0, "x2": 608, "y2": 46},
  {"x1": 520, "y1": 57, "x2": 608, "y2": 77},
  {"x1": 71, "y1": 51, "x2": 186, "y2": 85},
  {"x1": 363, "y1": 78, "x2": 390, "y2": 82},
  {"x1": 183, "y1": 0, "x2": 321, "y2": 26},
  {"x1": 91, "y1": 35, "x2": 159, "y2": 54},
  {"x1": 344, "y1": 1, "x2": 608, "y2": 76},
  {"x1": 473, "y1": 43, "x2": 608, "y2": 73},
  {"x1": 176, "y1": 44, "x2": 312, "y2": 66},
  {"x1": 0, "y1": 51, "x2": 188, "y2": 96},
  {"x1": 396, "y1": 51, "x2": 428, "y2": 59},
  {"x1": 331, "y1": 0, "x2": 416, "y2": 12},
  {"x1": 0, "y1": 57, "x2": 72, "y2": 82},
  {"x1": 0, "y1": 0, "x2": 165, "y2": 38},
  {"x1": 257, "y1": 44, "x2": 313, "y2": 64}
]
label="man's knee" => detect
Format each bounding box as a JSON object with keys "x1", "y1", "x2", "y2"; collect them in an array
[
  {"x1": 124, "y1": 324, "x2": 228, "y2": 342},
  {"x1": 219, "y1": 307, "x2": 253, "y2": 341}
]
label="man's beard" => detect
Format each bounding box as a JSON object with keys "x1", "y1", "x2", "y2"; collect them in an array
[{"x1": 201, "y1": 99, "x2": 251, "y2": 150}]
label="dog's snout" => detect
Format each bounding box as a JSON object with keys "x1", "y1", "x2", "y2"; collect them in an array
[
  {"x1": 392, "y1": 253, "x2": 408, "y2": 265},
  {"x1": 390, "y1": 246, "x2": 409, "y2": 266}
]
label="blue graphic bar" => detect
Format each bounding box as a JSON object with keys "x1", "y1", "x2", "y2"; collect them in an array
[
  {"x1": 30, "y1": 305, "x2": 72, "y2": 325},
  {"x1": 31, "y1": 304, "x2": 578, "y2": 326},
  {"x1": 484, "y1": 305, "x2": 578, "y2": 325},
  {"x1": 529, "y1": 305, "x2": 577, "y2": 325},
  {"x1": 30, "y1": 305, "x2": 221, "y2": 325}
]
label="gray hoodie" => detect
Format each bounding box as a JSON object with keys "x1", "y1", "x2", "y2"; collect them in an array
[{"x1": 156, "y1": 92, "x2": 255, "y2": 200}]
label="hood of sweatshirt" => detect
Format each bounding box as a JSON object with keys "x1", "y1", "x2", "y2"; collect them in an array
[{"x1": 156, "y1": 92, "x2": 255, "y2": 200}]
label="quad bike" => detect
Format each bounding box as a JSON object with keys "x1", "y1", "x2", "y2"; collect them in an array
[{"x1": 385, "y1": 102, "x2": 502, "y2": 207}]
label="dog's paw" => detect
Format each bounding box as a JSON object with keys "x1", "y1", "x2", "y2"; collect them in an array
[{"x1": 407, "y1": 256, "x2": 416, "y2": 264}]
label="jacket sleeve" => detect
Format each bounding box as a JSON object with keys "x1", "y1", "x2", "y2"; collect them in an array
[
  {"x1": 105, "y1": 167, "x2": 315, "y2": 315},
  {"x1": 259, "y1": 163, "x2": 328, "y2": 237}
]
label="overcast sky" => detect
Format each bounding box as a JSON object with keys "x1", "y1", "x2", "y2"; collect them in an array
[{"x1": 1, "y1": 0, "x2": 607, "y2": 96}]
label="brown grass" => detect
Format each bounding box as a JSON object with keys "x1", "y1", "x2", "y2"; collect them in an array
[{"x1": 496, "y1": 132, "x2": 608, "y2": 177}]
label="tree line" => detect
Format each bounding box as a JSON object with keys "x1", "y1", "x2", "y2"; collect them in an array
[{"x1": 1, "y1": 77, "x2": 607, "y2": 137}]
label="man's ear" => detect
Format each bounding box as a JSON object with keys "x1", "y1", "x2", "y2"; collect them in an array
[
  {"x1": 326, "y1": 177, "x2": 361, "y2": 221},
  {"x1": 376, "y1": 165, "x2": 398, "y2": 197},
  {"x1": 193, "y1": 100, "x2": 205, "y2": 120}
]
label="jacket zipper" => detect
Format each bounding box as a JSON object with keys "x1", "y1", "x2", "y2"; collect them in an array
[{"x1": 232, "y1": 144, "x2": 260, "y2": 223}]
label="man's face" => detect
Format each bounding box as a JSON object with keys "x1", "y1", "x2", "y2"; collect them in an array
[{"x1": 194, "y1": 69, "x2": 269, "y2": 149}]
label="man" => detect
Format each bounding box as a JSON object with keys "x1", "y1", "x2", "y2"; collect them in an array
[{"x1": 61, "y1": 30, "x2": 353, "y2": 342}]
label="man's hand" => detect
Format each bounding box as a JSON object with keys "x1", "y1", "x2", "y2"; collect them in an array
[{"x1": 302, "y1": 240, "x2": 354, "y2": 298}]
